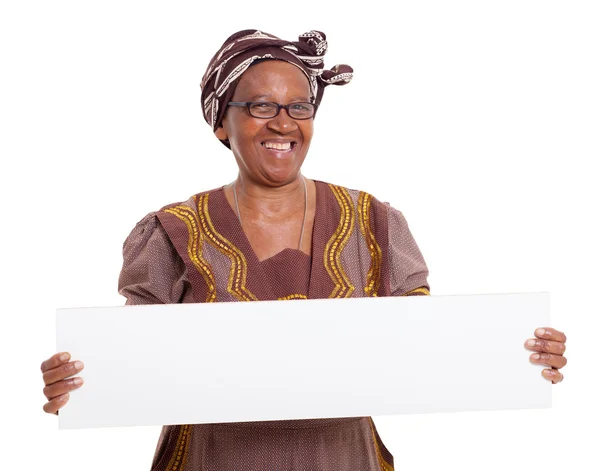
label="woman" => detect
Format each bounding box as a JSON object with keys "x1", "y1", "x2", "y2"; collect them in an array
[{"x1": 40, "y1": 29, "x2": 568, "y2": 470}]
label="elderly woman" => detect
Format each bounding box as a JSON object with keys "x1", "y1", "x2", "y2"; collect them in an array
[{"x1": 40, "y1": 30, "x2": 568, "y2": 471}]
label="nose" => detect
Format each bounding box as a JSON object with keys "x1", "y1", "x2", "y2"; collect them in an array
[{"x1": 266, "y1": 107, "x2": 298, "y2": 134}]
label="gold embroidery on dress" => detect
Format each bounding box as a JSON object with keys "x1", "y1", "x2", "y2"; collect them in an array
[
  {"x1": 325, "y1": 185, "x2": 355, "y2": 298},
  {"x1": 367, "y1": 417, "x2": 394, "y2": 471},
  {"x1": 164, "y1": 202, "x2": 217, "y2": 303},
  {"x1": 278, "y1": 294, "x2": 308, "y2": 300},
  {"x1": 402, "y1": 286, "x2": 431, "y2": 296},
  {"x1": 165, "y1": 424, "x2": 193, "y2": 471},
  {"x1": 358, "y1": 192, "x2": 382, "y2": 297},
  {"x1": 197, "y1": 192, "x2": 258, "y2": 302}
]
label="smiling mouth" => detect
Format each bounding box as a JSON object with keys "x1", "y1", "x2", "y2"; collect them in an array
[{"x1": 261, "y1": 141, "x2": 296, "y2": 152}]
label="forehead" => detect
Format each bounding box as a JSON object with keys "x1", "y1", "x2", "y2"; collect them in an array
[{"x1": 233, "y1": 60, "x2": 311, "y2": 100}]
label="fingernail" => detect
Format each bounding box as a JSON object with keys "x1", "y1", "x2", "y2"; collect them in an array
[
  {"x1": 73, "y1": 377, "x2": 83, "y2": 385},
  {"x1": 60, "y1": 353, "x2": 70, "y2": 362},
  {"x1": 536, "y1": 328, "x2": 546, "y2": 337},
  {"x1": 74, "y1": 361, "x2": 84, "y2": 370},
  {"x1": 531, "y1": 354, "x2": 540, "y2": 360},
  {"x1": 527, "y1": 339, "x2": 536, "y2": 347}
]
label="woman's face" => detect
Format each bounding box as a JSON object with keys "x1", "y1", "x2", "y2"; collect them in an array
[{"x1": 216, "y1": 60, "x2": 314, "y2": 187}]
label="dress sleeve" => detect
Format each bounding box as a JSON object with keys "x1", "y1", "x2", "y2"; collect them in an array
[
  {"x1": 387, "y1": 205, "x2": 431, "y2": 296},
  {"x1": 118, "y1": 212, "x2": 194, "y2": 305}
]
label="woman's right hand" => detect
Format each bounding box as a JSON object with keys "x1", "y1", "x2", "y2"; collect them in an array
[{"x1": 41, "y1": 352, "x2": 84, "y2": 415}]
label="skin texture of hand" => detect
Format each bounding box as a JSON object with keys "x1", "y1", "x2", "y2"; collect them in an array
[
  {"x1": 41, "y1": 352, "x2": 84, "y2": 415},
  {"x1": 525, "y1": 327, "x2": 567, "y2": 384}
]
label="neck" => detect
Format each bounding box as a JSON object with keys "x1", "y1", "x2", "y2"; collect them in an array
[{"x1": 233, "y1": 175, "x2": 306, "y2": 220}]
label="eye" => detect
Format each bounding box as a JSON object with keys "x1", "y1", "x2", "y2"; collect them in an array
[
  {"x1": 288, "y1": 103, "x2": 315, "y2": 118},
  {"x1": 249, "y1": 102, "x2": 278, "y2": 117},
  {"x1": 254, "y1": 102, "x2": 274, "y2": 108},
  {"x1": 250, "y1": 102, "x2": 277, "y2": 111},
  {"x1": 290, "y1": 103, "x2": 311, "y2": 112}
]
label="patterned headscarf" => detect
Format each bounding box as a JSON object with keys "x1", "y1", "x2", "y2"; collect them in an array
[{"x1": 200, "y1": 29, "x2": 353, "y2": 146}]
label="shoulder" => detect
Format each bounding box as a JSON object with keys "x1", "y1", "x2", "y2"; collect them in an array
[
  {"x1": 157, "y1": 186, "x2": 224, "y2": 214},
  {"x1": 314, "y1": 179, "x2": 394, "y2": 215},
  {"x1": 119, "y1": 212, "x2": 193, "y2": 305},
  {"x1": 314, "y1": 180, "x2": 381, "y2": 202},
  {"x1": 122, "y1": 211, "x2": 169, "y2": 263},
  {"x1": 123, "y1": 188, "x2": 221, "y2": 254}
]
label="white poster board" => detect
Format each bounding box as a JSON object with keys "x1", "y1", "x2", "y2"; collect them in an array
[{"x1": 56, "y1": 293, "x2": 550, "y2": 429}]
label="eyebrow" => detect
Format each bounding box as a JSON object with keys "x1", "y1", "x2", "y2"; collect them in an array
[{"x1": 247, "y1": 94, "x2": 311, "y2": 102}]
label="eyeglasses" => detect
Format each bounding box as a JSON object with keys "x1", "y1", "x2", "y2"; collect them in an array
[{"x1": 227, "y1": 101, "x2": 316, "y2": 120}]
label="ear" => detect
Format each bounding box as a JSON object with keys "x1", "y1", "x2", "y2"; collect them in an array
[{"x1": 214, "y1": 126, "x2": 228, "y2": 141}]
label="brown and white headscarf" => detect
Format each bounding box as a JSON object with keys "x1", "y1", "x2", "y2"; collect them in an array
[{"x1": 200, "y1": 29, "x2": 353, "y2": 146}]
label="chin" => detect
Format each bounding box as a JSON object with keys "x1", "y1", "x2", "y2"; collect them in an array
[{"x1": 262, "y1": 168, "x2": 302, "y2": 186}]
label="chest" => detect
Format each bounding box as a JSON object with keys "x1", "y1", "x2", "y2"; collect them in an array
[
  {"x1": 242, "y1": 209, "x2": 316, "y2": 261},
  {"x1": 157, "y1": 183, "x2": 392, "y2": 302}
]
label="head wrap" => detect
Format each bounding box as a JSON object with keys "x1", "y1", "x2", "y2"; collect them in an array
[{"x1": 200, "y1": 29, "x2": 353, "y2": 146}]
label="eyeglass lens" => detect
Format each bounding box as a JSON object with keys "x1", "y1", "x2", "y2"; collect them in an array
[{"x1": 249, "y1": 102, "x2": 314, "y2": 119}]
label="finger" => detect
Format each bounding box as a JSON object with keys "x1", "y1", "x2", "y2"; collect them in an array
[
  {"x1": 43, "y1": 377, "x2": 84, "y2": 400},
  {"x1": 534, "y1": 327, "x2": 567, "y2": 343},
  {"x1": 524, "y1": 338, "x2": 566, "y2": 355},
  {"x1": 40, "y1": 352, "x2": 71, "y2": 373},
  {"x1": 43, "y1": 393, "x2": 70, "y2": 415},
  {"x1": 43, "y1": 361, "x2": 84, "y2": 386},
  {"x1": 530, "y1": 352, "x2": 568, "y2": 369},
  {"x1": 542, "y1": 368, "x2": 564, "y2": 384}
]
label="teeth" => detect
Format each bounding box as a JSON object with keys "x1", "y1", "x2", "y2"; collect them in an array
[{"x1": 264, "y1": 142, "x2": 292, "y2": 150}]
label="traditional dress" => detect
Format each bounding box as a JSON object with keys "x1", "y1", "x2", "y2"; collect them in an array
[{"x1": 119, "y1": 180, "x2": 430, "y2": 471}]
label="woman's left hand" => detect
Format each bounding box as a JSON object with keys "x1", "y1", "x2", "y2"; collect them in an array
[{"x1": 525, "y1": 327, "x2": 567, "y2": 383}]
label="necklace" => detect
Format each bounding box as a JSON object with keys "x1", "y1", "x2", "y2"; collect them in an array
[{"x1": 232, "y1": 176, "x2": 308, "y2": 250}]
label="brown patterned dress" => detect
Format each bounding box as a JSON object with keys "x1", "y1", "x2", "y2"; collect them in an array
[{"x1": 118, "y1": 180, "x2": 430, "y2": 471}]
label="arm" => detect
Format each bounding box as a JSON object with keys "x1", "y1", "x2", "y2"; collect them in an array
[
  {"x1": 118, "y1": 212, "x2": 193, "y2": 305},
  {"x1": 387, "y1": 206, "x2": 430, "y2": 296}
]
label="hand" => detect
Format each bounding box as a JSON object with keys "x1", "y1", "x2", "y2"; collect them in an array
[
  {"x1": 41, "y1": 352, "x2": 85, "y2": 415},
  {"x1": 524, "y1": 327, "x2": 567, "y2": 384}
]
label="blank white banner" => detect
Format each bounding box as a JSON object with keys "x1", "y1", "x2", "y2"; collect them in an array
[{"x1": 56, "y1": 293, "x2": 550, "y2": 429}]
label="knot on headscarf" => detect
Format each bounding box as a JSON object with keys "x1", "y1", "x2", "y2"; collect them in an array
[{"x1": 200, "y1": 29, "x2": 353, "y2": 140}]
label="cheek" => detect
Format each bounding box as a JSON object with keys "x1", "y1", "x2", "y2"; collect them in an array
[
  {"x1": 300, "y1": 121, "x2": 314, "y2": 143},
  {"x1": 227, "y1": 124, "x2": 266, "y2": 163},
  {"x1": 228, "y1": 119, "x2": 264, "y2": 146}
]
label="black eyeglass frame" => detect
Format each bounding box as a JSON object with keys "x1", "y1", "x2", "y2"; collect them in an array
[{"x1": 227, "y1": 101, "x2": 317, "y2": 120}]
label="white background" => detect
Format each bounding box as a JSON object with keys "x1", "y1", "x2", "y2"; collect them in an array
[{"x1": 1, "y1": 1, "x2": 598, "y2": 470}]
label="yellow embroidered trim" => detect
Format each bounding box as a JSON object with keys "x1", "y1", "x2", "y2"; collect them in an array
[
  {"x1": 358, "y1": 192, "x2": 382, "y2": 297},
  {"x1": 324, "y1": 185, "x2": 356, "y2": 298},
  {"x1": 166, "y1": 424, "x2": 192, "y2": 471},
  {"x1": 197, "y1": 192, "x2": 258, "y2": 302},
  {"x1": 368, "y1": 418, "x2": 394, "y2": 471},
  {"x1": 164, "y1": 203, "x2": 217, "y2": 303},
  {"x1": 402, "y1": 287, "x2": 431, "y2": 296},
  {"x1": 278, "y1": 294, "x2": 308, "y2": 300}
]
